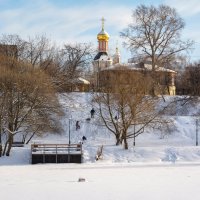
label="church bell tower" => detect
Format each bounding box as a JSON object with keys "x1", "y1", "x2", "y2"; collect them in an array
[
  {"x1": 93, "y1": 17, "x2": 111, "y2": 63},
  {"x1": 93, "y1": 18, "x2": 112, "y2": 89},
  {"x1": 97, "y1": 17, "x2": 109, "y2": 53}
]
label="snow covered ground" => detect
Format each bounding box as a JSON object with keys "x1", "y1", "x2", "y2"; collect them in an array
[
  {"x1": 1, "y1": 164, "x2": 200, "y2": 200},
  {"x1": 1, "y1": 93, "x2": 200, "y2": 200},
  {"x1": 1, "y1": 93, "x2": 200, "y2": 165}
]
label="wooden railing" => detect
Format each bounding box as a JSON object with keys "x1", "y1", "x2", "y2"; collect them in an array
[{"x1": 31, "y1": 143, "x2": 82, "y2": 154}]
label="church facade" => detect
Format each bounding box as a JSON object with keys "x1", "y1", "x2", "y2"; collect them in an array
[{"x1": 93, "y1": 19, "x2": 176, "y2": 95}]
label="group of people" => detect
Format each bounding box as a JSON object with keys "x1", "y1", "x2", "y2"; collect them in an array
[
  {"x1": 75, "y1": 121, "x2": 87, "y2": 143},
  {"x1": 74, "y1": 108, "x2": 95, "y2": 142},
  {"x1": 75, "y1": 108, "x2": 95, "y2": 131}
]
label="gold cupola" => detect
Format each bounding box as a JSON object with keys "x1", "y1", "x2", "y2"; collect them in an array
[
  {"x1": 97, "y1": 29, "x2": 110, "y2": 41},
  {"x1": 97, "y1": 17, "x2": 109, "y2": 41},
  {"x1": 97, "y1": 17, "x2": 109, "y2": 52}
]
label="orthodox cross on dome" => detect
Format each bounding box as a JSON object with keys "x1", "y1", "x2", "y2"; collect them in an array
[{"x1": 101, "y1": 17, "x2": 105, "y2": 30}]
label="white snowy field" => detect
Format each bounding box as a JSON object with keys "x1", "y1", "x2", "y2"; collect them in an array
[{"x1": 1, "y1": 164, "x2": 200, "y2": 200}]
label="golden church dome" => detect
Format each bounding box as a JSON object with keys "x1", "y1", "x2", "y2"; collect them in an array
[
  {"x1": 97, "y1": 29, "x2": 110, "y2": 41},
  {"x1": 97, "y1": 17, "x2": 109, "y2": 41}
]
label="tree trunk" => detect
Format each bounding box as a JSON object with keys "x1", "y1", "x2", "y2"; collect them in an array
[
  {"x1": 133, "y1": 135, "x2": 136, "y2": 147},
  {"x1": 26, "y1": 132, "x2": 36, "y2": 144},
  {"x1": 151, "y1": 56, "x2": 157, "y2": 97},
  {"x1": 0, "y1": 132, "x2": 2, "y2": 157},
  {"x1": 2, "y1": 140, "x2": 8, "y2": 156},
  {"x1": 115, "y1": 134, "x2": 121, "y2": 145},
  {"x1": 123, "y1": 137, "x2": 128, "y2": 149},
  {"x1": 0, "y1": 144, "x2": 2, "y2": 157},
  {"x1": 121, "y1": 132, "x2": 128, "y2": 149},
  {"x1": 6, "y1": 132, "x2": 13, "y2": 156}
]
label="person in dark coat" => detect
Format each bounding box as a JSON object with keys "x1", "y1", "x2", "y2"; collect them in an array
[
  {"x1": 82, "y1": 136, "x2": 87, "y2": 141},
  {"x1": 90, "y1": 108, "x2": 95, "y2": 118},
  {"x1": 76, "y1": 121, "x2": 80, "y2": 130}
]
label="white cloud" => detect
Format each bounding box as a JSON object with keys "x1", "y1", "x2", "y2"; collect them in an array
[
  {"x1": 0, "y1": 1, "x2": 133, "y2": 62},
  {"x1": 164, "y1": 0, "x2": 200, "y2": 17},
  {"x1": 0, "y1": 1, "x2": 132, "y2": 46},
  {"x1": 1, "y1": 1, "x2": 199, "y2": 62}
]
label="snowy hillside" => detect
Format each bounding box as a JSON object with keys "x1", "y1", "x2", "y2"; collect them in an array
[
  {"x1": 2, "y1": 93, "x2": 200, "y2": 200},
  {"x1": 1, "y1": 93, "x2": 200, "y2": 166}
]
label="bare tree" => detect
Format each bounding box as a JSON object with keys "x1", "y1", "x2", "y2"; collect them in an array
[
  {"x1": 21, "y1": 35, "x2": 56, "y2": 69},
  {"x1": 0, "y1": 34, "x2": 60, "y2": 83},
  {"x1": 34, "y1": 42, "x2": 95, "y2": 92},
  {"x1": 0, "y1": 58, "x2": 62, "y2": 156},
  {"x1": 58, "y1": 43, "x2": 94, "y2": 91},
  {"x1": 93, "y1": 70, "x2": 170, "y2": 149},
  {"x1": 121, "y1": 4, "x2": 193, "y2": 95},
  {"x1": 0, "y1": 90, "x2": 6, "y2": 157}
]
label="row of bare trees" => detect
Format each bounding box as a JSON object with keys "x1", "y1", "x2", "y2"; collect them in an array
[
  {"x1": 0, "y1": 34, "x2": 94, "y2": 156},
  {"x1": 0, "y1": 34, "x2": 94, "y2": 91}
]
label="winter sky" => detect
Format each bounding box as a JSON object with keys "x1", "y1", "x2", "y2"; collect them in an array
[{"x1": 0, "y1": 0, "x2": 200, "y2": 62}]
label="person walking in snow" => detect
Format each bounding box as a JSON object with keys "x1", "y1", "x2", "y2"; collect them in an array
[
  {"x1": 82, "y1": 136, "x2": 87, "y2": 142},
  {"x1": 90, "y1": 108, "x2": 95, "y2": 118},
  {"x1": 76, "y1": 121, "x2": 80, "y2": 130}
]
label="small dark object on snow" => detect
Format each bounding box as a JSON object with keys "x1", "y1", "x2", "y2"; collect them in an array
[
  {"x1": 82, "y1": 136, "x2": 87, "y2": 141},
  {"x1": 90, "y1": 108, "x2": 95, "y2": 118},
  {"x1": 78, "y1": 178, "x2": 86, "y2": 182},
  {"x1": 86, "y1": 118, "x2": 91, "y2": 121}
]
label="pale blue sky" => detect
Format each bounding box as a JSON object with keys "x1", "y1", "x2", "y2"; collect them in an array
[{"x1": 0, "y1": 0, "x2": 200, "y2": 62}]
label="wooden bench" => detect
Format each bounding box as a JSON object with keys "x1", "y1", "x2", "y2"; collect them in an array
[{"x1": 12, "y1": 142, "x2": 24, "y2": 147}]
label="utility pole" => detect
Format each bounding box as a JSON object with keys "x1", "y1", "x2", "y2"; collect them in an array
[
  {"x1": 133, "y1": 123, "x2": 136, "y2": 147},
  {"x1": 0, "y1": 131, "x2": 2, "y2": 157},
  {"x1": 97, "y1": 60, "x2": 100, "y2": 90},
  {"x1": 68, "y1": 117, "x2": 71, "y2": 163},
  {"x1": 69, "y1": 118, "x2": 71, "y2": 145},
  {"x1": 196, "y1": 118, "x2": 199, "y2": 146}
]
